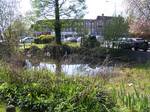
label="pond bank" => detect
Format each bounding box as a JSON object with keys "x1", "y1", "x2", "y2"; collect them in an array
[{"x1": 24, "y1": 45, "x2": 150, "y2": 67}]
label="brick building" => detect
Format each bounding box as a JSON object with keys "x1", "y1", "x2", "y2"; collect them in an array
[{"x1": 32, "y1": 14, "x2": 114, "y2": 37}]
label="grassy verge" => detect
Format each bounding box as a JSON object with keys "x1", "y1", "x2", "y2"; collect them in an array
[{"x1": 0, "y1": 61, "x2": 149, "y2": 111}]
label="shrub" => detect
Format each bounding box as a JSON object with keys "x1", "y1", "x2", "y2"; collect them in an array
[
  {"x1": 43, "y1": 44, "x2": 71, "y2": 58},
  {"x1": 81, "y1": 35, "x2": 100, "y2": 48},
  {"x1": 24, "y1": 46, "x2": 42, "y2": 57},
  {"x1": 34, "y1": 35, "x2": 55, "y2": 44},
  {"x1": 0, "y1": 43, "x2": 12, "y2": 60}
]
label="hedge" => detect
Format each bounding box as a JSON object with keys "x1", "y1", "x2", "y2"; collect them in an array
[{"x1": 34, "y1": 35, "x2": 55, "y2": 44}]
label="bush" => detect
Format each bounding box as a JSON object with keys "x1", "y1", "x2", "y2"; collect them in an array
[
  {"x1": 43, "y1": 44, "x2": 71, "y2": 58},
  {"x1": 81, "y1": 35, "x2": 100, "y2": 48},
  {"x1": 0, "y1": 43, "x2": 12, "y2": 60},
  {"x1": 34, "y1": 35, "x2": 55, "y2": 44},
  {"x1": 24, "y1": 46, "x2": 42, "y2": 57}
]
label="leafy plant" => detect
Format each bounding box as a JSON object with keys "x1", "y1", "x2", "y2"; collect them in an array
[{"x1": 34, "y1": 35, "x2": 55, "y2": 44}]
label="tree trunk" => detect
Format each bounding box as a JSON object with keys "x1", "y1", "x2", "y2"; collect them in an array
[{"x1": 55, "y1": 0, "x2": 61, "y2": 45}]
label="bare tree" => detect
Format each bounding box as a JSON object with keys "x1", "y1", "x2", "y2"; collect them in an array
[
  {"x1": 0, "y1": 0, "x2": 21, "y2": 42},
  {"x1": 126, "y1": 0, "x2": 150, "y2": 35}
]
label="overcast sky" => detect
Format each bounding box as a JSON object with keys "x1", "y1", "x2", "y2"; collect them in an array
[
  {"x1": 20, "y1": 0, "x2": 126, "y2": 19},
  {"x1": 85, "y1": 0, "x2": 125, "y2": 18}
]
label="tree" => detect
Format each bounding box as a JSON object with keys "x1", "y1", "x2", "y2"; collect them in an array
[
  {"x1": 31, "y1": 19, "x2": 87, "y2": 38},
  {"x1": 0, "y1": 0, "x2": 21, "y2": 42},
  {"x1": 104, "y1": 16, "x2": 129, "y2": 41},
  {"x1": 32, "y1": 0, "x2": 86, "y2": 44},
  {"x1": 4, "y1": 18, "x2": 29, "y2": 45},
  {"x1": 126, "y1": 0, "x2": 150, "y2": 35}
]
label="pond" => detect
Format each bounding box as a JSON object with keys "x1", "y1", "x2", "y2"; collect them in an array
[{"x1": 25, "y1": 59, "x2": 117, "y2": 76}]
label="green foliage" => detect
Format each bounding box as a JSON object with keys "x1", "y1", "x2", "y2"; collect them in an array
[
  {"x1": 34, "y1": 35, "x2": 55, "y2": 44},
  {"x1": 115, "y1": 84, "x2": 150, "y2": 112},
  {"x1": 0, "y1": 43, "x2": 12, "y2": 60},
  {"x1": 104, "y1": 16, "x2": 129, "y2": 41},
  {"x1": 43, "y1": 44, "x2": 71, "y2": 59},
  {"x1": 38, "y1": 35, "x2": 55, "y2": 40},
  {"x1": 32, "y1": 0, "x2": 86, "y2": 19},
  {"x1": 0, "y1": 55, "x2": 150, "y2": 112},
  {"x1": 31, "y1": 20, "x2": 54, "y2": 32},
  {"x1": 4, "y1": 19, "x2": 28, "y2": 46},
  {"x1": 32, "y1": 0, "x2": 87, "y2": 44},
  {"x1": 0, "y1": 67, "x2": 117, "y2": 112},
  {"x1": 24, "y1": 45, "x2": 42, "y2": 57},
  {"x1": 81, "y1": 35, "x2": 100, "y2": 48}
]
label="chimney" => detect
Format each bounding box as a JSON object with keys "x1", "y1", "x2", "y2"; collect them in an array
[{"x1": 102, "y1": 13, "x2": 104, "y2": 16}]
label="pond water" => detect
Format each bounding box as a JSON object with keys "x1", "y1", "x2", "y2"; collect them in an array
[{"x1": 26, "y1": 60, "x2": 115, "y2": 76}]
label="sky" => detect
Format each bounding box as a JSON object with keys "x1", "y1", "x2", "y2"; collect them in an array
[
  {"x1": 85, "y1": 0, "x2": 126, "y2": 19},
  {"x1": 20, "y1": 0, "x2": 126, "y2": 19}
]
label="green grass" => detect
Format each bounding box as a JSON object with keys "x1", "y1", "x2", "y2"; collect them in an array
[
  {"x1": 0, "y1": 104, "x2": 5, "y2": 112},
  {"x1": 19, "y1": 43, "x2": 47, "y2": 50},
  {"x1": 63, "y1": 42, "x2": 80, "y2": 47},
  {"x1": 0, "y1": 61, "x2": 150, "y2": 111},
  {"x1": 0, "y1": 104, "x2": 20, "y2": 112}
]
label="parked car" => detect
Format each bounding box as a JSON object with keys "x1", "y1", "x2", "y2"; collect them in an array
[
  {"x1": 77, "y1": 37, "x2": 81, "y2": 42},
  {"x1": 115, "y1": 38, "x2": 134, "y2": 49},
  {"x1": 66, "y1": 37, "x2": 77, "y2": 42},
  {"x1": 114, "y1": 37, "x2": 149, "y2": 51},
  {"x1": 20, "y1": 37, "x2": 35, "y2": 43},
  {"x1": 132, "y1": 38, "x2": 149, "y2": 51}
]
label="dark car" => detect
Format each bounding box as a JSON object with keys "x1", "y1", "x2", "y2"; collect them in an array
[
  {"x1": 117, "y1": 38, "x2": 134, "y2": 49},
  {"x1": 114, "y1": 37, "x2": 149, "y2": 51},
  {"x1": 131, "y1": 38, "x2": 148, "y2": 51}
]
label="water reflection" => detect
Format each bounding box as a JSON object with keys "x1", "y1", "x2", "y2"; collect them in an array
[
  {"x1": 38, "y1": 62, "x2": 114, "y2": 76},
  {"x1": 25, "y1": 59, "x2": 114, "y2": 76}
]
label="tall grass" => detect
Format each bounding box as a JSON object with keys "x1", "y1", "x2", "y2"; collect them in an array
[
  {"x1": 111, "y1": 82, "x2": 150, "y2": 112},
  {"x1": 0, "y1": 63, "x2": 118, "y2": 112},
  {"x1": 0, "y1": 60, "x2": 150, "y2": 112}
]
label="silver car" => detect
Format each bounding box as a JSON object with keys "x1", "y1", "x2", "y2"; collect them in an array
[{"x1": 20, "y1": 37, "x2": 35, "y2": 43}]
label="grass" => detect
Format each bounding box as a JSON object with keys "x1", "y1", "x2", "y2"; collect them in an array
[
  {"x1": 0, "y1": 104, "x2": 5, "y2": 112},
  {"x1": 0, "y1": 104, "x2": 20, "y2": 112},
  {"x1": 63, "y1": 42, "x2": 80, "y2": 47},
  {"x1": 19, "y1": 43, "x2": 47, "y2": 50},
  {"x1": 0, "y1": 60, "x2": 150, "y2": 111},
  {"x1": 97, "y1": 63, "x2": 150, "y2": 111}
]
